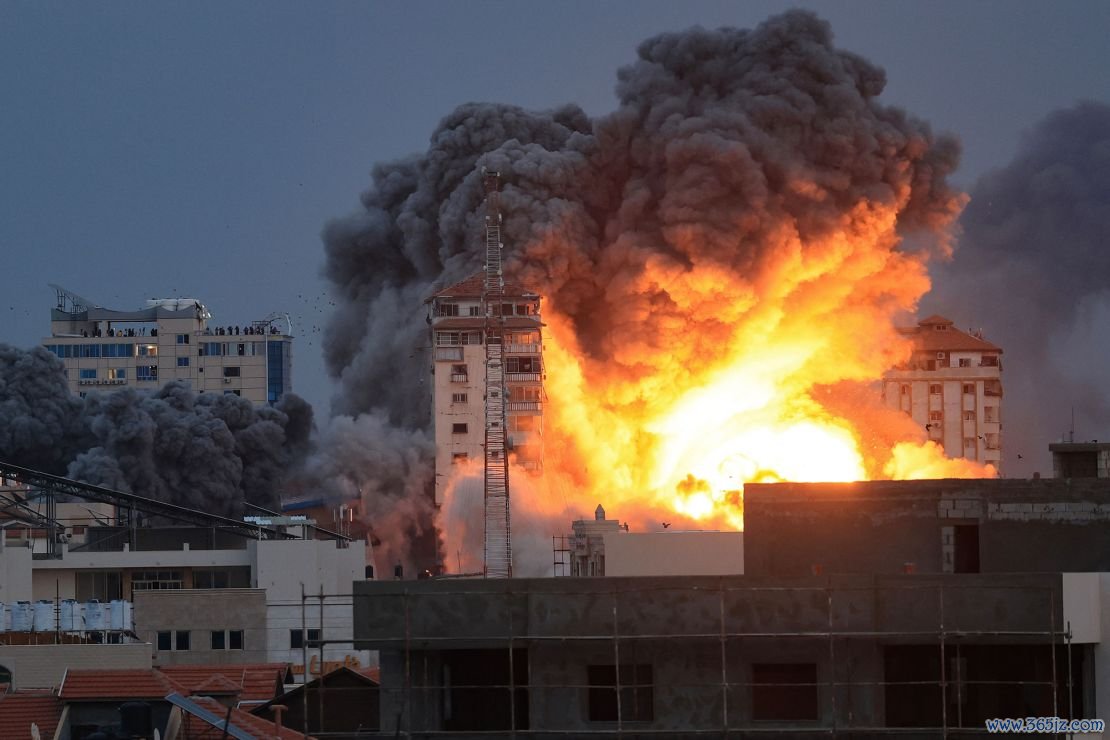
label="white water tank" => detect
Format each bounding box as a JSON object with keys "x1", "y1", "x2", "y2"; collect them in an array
[
  {"x1": 10, "y1": 602, "x2": 32, "y2": 631},
  {"x1": 60, "y1": 600, "x2": 83, "y2": 631},
  {"x1": 32, "y1": 600, "x2": 54, "y2": 632},
  {"x1": 109, "y1": 600, "x2": 132, "y2": 631},
  {"x1": 84, "y1": 600, "x2": 104, "y2": 630}
]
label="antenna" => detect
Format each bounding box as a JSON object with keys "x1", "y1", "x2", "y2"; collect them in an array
[
  {"x1": 481, "y1": 169, "x2": 512, "y2": 578},
  {"x1": 1070, "y1": 406, "x2": 1076, "y2": 443}
]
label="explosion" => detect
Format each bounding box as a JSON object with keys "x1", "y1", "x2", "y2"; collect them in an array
[{"x1": 325, "y1": 10, "x2": 996, "y2": 570}]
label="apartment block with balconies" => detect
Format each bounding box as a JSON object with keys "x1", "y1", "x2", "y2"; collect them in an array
[
  {"x1": 882, "y1": 315, "x2": 1003, "y2": 472},
  {"x1": 426, "y1": 274, "x2": 544, "y2": 505}
]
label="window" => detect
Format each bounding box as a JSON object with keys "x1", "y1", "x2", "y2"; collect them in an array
[
  {"x1": 963, "y1": 410, "x2": 976, "y2": 421},
  {"x1": 752, "y1": 663, "x2": 818, "y2": 721},
  {"x1": 131, "y1": 570, "x2": 183, "y2": 597},
  {"x1": 506, "y1": 356, "x2": 540, "y2": 374},
  {"x1": 176, "y1": 334, "x2": 190, "y2": 344},
  {"x1": 223, "y1": 366, "x2": 240, "y2": 377},
  {"x1": 467, "y1": 305, "x2": 481, "y2": 316},
  {"x1": 510, "y1": 386, "x2": 542, "y2": 402},
  {"x1": 177, "y1": 357, "x2": 189, "y2": 367},
  {"x1": 452, "y1": 453, "x2": 468, "y2": 464},
  {"x1": 79, "y1": 368, "x2": 97, "y2": 380},
  {"x1": 157, "y1": 631, "x2": 172, "y2": 651},
  {"x1": 452, "y1": 423, "x2": 468, "y2": 434},
  {"x1": 929, "y1": 384, "x2": 941, "y2": 395},
  {"x1": 436, "y1": 303, "x2": 460, "y2": 317},
  {"x1": 450, "y1": 364, "x2": 468, "y2": 382},
  {"x1": 76, "y1": 571, "x2": 122, "y2": 602},
  {"x1": 223, "y1": 390, "x2": 241, "y2": 396},
  {"x1": 210, "y1": 629, "x2": 243, "y2": 650},
  {"x1": 108, "y1": 368, "x2": 126, "y2": 380},
  {"x1": 290, "y1": 628, "x2": 321, "y2": 649},
  {"x1": 963, "y1": 383, "x2": 974, "y2": 394},
  {"x1": 451, "y1": 393, "x2": 467, "y2": 404},
  {"x1": 509, "y1": 415, "x2": 537, "y2": 432},
  {"x1": 964, "y1": 437, "x2": 976, "y2": 449},
  {"x1": 137, "y1": 344, "x2": 158, "y2": 356},
  {"x1": 137, "y1": 365, "x2": 158, "y2": 381},
  {"x1": 900, "y1": 384, "x2": 909, "y2": 396},
  {"x1": 984, "y1": 406, "x2": 998, "y2": 423},
  {"x1": 958, "y1": 358, "x2": 971, "y2": 367},
  {"x1": 587, "y1": 664, "x2": 653, "y2": 722},
  {"x1": 175, "y1": 631, "x2": 191, "y2": 651},
  {"x1": 929, "y1": 411, "x2": 942, "y2": 421},
  {"x1": 981, "y1": 355, "x2": 999, "y2": 367}
]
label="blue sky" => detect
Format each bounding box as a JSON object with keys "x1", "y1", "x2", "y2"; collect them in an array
[{"x1": 2, "y1": 0, "x2": 1109, "y2": 413}]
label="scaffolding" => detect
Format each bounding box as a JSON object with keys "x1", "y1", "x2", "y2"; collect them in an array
[
  {"x1": 482, "y1": 169, "x2": 512, "y2": 579},
  {"x1": 352, "y1": 578, "x2": 1088, "y2": 738}
]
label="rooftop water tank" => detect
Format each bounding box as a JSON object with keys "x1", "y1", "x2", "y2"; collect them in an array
[{"x1": 32, "y1": 600, "x2": 55, "y2": 632}]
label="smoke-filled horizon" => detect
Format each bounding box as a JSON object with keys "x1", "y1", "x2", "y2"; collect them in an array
[
  {"x1": 320, "y1": 10, "x2": 982, "y2": 573},
  {"x1": 925, "y1": 101, "x2": 1110, "y2": 477},
  {"x1": 0, "y1": 344, "x2": 313, "y2": 516}
]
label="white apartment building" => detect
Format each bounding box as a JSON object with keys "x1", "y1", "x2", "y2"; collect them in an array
[
  {"x1": 41, "y1": 285, "x2": 292, "y2": 406},
  {"x1": 426, "y1": 273, "x2": 544, "y2": 504},
  {"x1": 882, "y1": 315, "x2": 1003, "y2": 471}
]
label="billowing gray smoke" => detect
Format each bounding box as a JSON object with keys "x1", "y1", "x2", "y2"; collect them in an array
[
  {"x1": 926, "y1": 101, "x2": 1110, "y2": 476},
  {"x1": 0, "y1": 344, "x2": 313, "y2": 516},
  {"x1": 320, "y1": 9, "x2": 963, "y2": 568}
]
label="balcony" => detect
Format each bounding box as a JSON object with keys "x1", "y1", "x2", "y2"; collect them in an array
[
  {"x1": 506, "y1": 372, "x2": 541, "y2": 383},
  {"x1": 508, "y1": 401, "x2": 542, "y2": 412},
  {"x1": 506, "y1": 343, "x2": 540, "y2": 354},
  {"x1": 450, "y1": 374, "x2": 468, "y2": 383}
]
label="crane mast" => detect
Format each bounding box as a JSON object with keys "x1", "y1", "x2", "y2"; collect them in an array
[{"x1": 481, "y1": 169, "x2": 512, "y2": 578}]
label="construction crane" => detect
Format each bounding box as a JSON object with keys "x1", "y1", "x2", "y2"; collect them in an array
[{"x1": 482, "y1": 169, "x2": 512, "y2": 578}]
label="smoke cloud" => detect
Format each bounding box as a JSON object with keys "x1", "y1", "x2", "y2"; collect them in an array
[
  {"x1": 321, "y1": 9, "x2": 968, "y2": 571},
  {"x1": 926, "y1": 101, "x2": 1110, "y2": 476},
  {"x1": 0, "y1": 344, "x2": 313, "y2": 517}
]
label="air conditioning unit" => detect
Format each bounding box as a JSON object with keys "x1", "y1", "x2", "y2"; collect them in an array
[{"x1": 223, "y1": 378, "x2": 231, "y2": 384}]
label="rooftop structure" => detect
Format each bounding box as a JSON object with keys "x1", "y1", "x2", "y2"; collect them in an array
[
  {"x1": 882, "y1": 315, "x2": 1003, "y2": 471},
  {"x1": 42, "y1": 284, "x2": 293, "y2": 406}
]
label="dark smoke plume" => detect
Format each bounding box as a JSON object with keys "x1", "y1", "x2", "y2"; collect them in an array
[
  {"x1": 926, "y1": 101, "x2": 1110, "y2": 476},
  {"x1": 0, "y1": 344, "x2": 313, "y2": 516},
  {"x1": 319, "y1": 9, "x2": 963, "y2": 567}
]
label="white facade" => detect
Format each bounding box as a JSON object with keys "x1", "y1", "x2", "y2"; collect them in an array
[
  {"x1": 427, "y1": 274, "x2": 544, "y2": 504},
  {"x1": 42, "y1": 288, "x2": 293, "y2": 406},
  {"x1": 0, "y1": 529, "x2": 370, "y2": 674},
  {"x1": 882, "y1": 315, "x2": 1003, "y2": 471}
]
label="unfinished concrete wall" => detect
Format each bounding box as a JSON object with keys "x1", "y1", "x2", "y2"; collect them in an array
[
  {"x1": 354, "y1": 574, "x2": 1064, "y2": 736},
  {"x1": 745, "y1": 479, "x2": 1110, "y2": 577}
]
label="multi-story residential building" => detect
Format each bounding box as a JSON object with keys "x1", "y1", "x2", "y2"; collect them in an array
[
  {"x1": 881, "y1": 315, "x2": 1003, "y2": 471},
  {"x1": 41, "y1": 285, "x2": 292, "y2": 406},
  {"x1": 426, "y1": 273, "x2": 544, "y2": 504}
]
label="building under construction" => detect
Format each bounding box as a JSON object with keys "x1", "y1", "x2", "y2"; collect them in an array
[{"x1": 353, "y1": 473, "x2": 1110, "y2": 737}]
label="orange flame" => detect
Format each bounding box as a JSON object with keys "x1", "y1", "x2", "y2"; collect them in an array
[{"x1": 521, "y1": 208, "x2": 993, "y2": 534}]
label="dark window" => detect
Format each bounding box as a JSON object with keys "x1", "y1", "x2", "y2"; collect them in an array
[
  {"x1": 452, "y1": 423, "x2": 468, "y2": 434},
  {"x1": 290, "y1": 628, "x2": 321, "y2": 649},
  {"x1": 175, "y1": 631, "x2": 190, "y2": 651},
  {"x1": 157, "y1": 632, "x2": 171, "y2": 651},
  {"x1": 223, "y1": 366, "x2": 240, "y2": 377},
  {"x1": 954, "y1": 524, "x2": 980, "y2": 574},
  {"x1": 587, "y1": 664, "x2": 653, "y2": 722},
  {"x1": 752, "y1": 663, "x2": 818, "y2": 721},
  {"x1": 211, "y1": 630, "x2": 226, "y2": 650},
  {"x1": 177, "y1": 357, "x2": 189, "y2": 367},
  {"x1": 176, "y1": 334, "x2": 190, "y2": 344},
  {"x1": 0, "y1": 665, "x2": 10, "y2": 684},
  {"x1": 229, "y1": 630, "x2": 243, "y2": 650}
]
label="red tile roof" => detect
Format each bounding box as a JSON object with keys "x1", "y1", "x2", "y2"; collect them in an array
[
  {"x1": 427, "y1": 272, "x2": 539, "y2": 301},
  {"x1": 0, "y1": 693, "x2": 63, "y2": 740},
  {"x1": 183, "y1": 695, "x2": 311, "y2": 739},
  {"x1": 903, "y1": 315, "x2": 1002, "y2": 353},
  {"x1": 159, "y1": 664, "x2": 290, "y2": 703},
  {"x1": 59, "y1": 669, "x2": 184, "y2": 701}
]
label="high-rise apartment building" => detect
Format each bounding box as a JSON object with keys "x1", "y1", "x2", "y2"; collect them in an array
[
  {"x1": 41, "y1": 285, "x2": 292, "y2": 406},
  {"x1": 882, "y1": 315, "x2": 1003, "y2": 471},
  {"x1": 427, "y1": 273, "x2": 544, "y2": 504}
]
